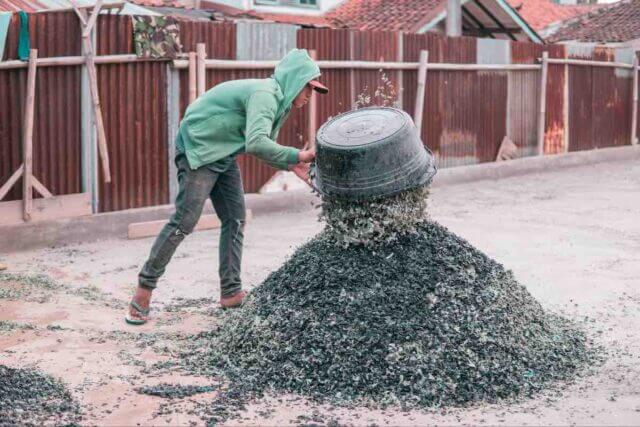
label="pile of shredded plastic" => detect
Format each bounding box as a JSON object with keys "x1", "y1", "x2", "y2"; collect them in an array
[
  {"x1": 0, "y1": 365, "x2": 80, "y2": 425},
  {"x1": 183, "y1": 198, "x2": 593, "y2": 409}
]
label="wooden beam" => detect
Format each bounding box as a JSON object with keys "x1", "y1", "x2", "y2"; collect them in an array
[
  {"x1": 32, "y1": 176, "x2": 53, "y2": 198},
  {"x1": 23, "y1": 49, "x2": 38, "y2": 221},
  {"x1": 413, "y1": 50, "x2": 429, "y2": 135},
  {"x1": 461, "y1": 6, "x2": 495, "y2": 39},
  {"x1": 546, "y1": 57, "x2": 634, "y2": 69},
  {"x1": 631, "y1": 56, "x2": 639, "y2": 146},
  {"x1": 0, "y1": 193, "x2": 92, "y2": 226},
  {"x1": 472, "y1": 0, "x2": 517, "y2": 41},
  {"x1": 188, "y1": 52, "x2": 197, "y2": 104},
  {"x1": 82, "y1": 0, "x2": 103, "y2": 37},
  {"x1": 196, "y1": 43, "x2": 207, "y2": 97},
  {"x1": 171, "y1": 58, "x2": 540, "y2": 71},
  {"x1": 396, "y1": 32, "x2": 404, "y2": 109},
  {"x1": 537, "y1": 51, "x2": 549, "y2": 156},
  {"x1": 82, "y1": 30, "x2": 111, "y2": 182},
  {"x1": 563, "y1": 62, "x2": 569, "y2": 153},
  {"x1": 67, "y1": 0, "x2": 88, "y2": 26},
  {"x1": 0, "y1": 165, "x2": 23, "y2": 201},
  {"x1": 349, "y1": 30, "x2": 356, "y2": 109}
]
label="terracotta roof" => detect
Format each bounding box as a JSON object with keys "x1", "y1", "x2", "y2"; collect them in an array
[
  {"x1": 505, "y1": 0, "x2": 599, "y2": 31},
  {"x1": 0, "y1": 0, "x2": 46, "y2": 12},
  {"x1": 547, "y1": 0, "x2": 640, "y2": 43},
  {"x1": 325, "y1": 0, "x2": 446, "y2": 32}
]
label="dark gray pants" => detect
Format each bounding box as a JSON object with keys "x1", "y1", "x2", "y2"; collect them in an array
[{"x1": 138, "y1": 154, "x2": 246, "y2": 297}]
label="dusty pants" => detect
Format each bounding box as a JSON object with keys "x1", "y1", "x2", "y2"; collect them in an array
[{"x1": 138, "y1": 153, "x2": 245, "y2": 297}]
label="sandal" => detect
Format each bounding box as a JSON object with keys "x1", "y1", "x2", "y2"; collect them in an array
[{"x1": 125, "y1": 300, "x2": 150, "y2": 325}]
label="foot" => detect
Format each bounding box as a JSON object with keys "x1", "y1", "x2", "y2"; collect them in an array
[
  {"x1": 128, "y1": 286, "x2": 152, "y2": 323},
  {"x1": 220, "y1": 290, "x2": 247, "y2": 309}
]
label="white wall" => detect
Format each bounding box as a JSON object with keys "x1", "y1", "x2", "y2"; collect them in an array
[{"x1": 212, "y1": 0, "x2": 346, "y2": 14}]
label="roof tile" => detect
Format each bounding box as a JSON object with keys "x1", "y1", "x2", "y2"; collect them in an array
[
  {"x1": 547, "y1": 0, "x2": 640, "y2": 43},
  {"x1": 506, "y1": 0, "x2": 599, "y2": 31},
  {"x1": 325, "y1": 0, "x2": 446, "y2": 32}
]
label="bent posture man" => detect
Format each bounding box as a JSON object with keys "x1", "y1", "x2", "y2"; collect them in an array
[{"x1": 126, "y1": 49, "x2": 328, "y2": 324}]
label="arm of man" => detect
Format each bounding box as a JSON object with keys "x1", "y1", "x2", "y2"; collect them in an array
[{"x1": 245, "y1": 91, "x2": 300, "y2": 170}]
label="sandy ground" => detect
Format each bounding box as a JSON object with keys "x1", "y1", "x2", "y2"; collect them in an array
[{"x1": 1, "y1": 158, "x2": 639, "y2": 426}]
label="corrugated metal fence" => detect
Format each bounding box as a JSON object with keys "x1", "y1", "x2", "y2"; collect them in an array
[{"x1": 1, "y1": 12, "x2": 638, "y2": 214}]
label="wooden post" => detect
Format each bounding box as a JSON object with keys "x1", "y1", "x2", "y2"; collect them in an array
[
  {"x1": 396, "y1": 32, "x2": 404, "y2": 109},
  {"x1": 631, "y1": 55, "x2": 638, "y2": 146},
  {"x1": 80, "y1": 20, "x2": 98, "y2": 212},
  {"x1": 537, "y1": 51, "x2": 549, "y2": 156},
  {"x1": 349, "y1": 31, "x2": 356, "y2": 108},
  {"x1": 188, "y1": 51, "x2": 197, "y2": 104},
  {"x1": 82, "y1": 0, "x2": 103, "y2": 37},
  {"x1": 308, "y1": 50, "x2": 318, "y2": 150},
  {"x1": 83, "y1": 36, "x2": 110, "y2": 183},
  {"x1": 563, "y1": 62, "x2": 569, "y2": 153},
  {"x1": 167, "y1": 64, "x2": 180, "y2": 201},
  {"x1": 196, "y1": 43, "x2": 207, "y2": 97},
  {"x1": 413, "y1": 50, "x2": 429, "y2": 135},
  {"x1": 23, "y1": 49, "x2": 38, "y2": 221}
]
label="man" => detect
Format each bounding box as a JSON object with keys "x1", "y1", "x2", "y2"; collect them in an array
[{"x1": 125, "y1": 49, "x2": 328, "y2": 325}]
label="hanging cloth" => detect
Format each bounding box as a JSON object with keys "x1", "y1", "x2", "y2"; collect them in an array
[
  {"x1": 132, "y1": 15, "x2": 182, "y2": 59},
  {"x1": 17, "y1": 11, "x2": 30, "y2": 60},
  {"x1": 0, "y1": 12, "x2": 12, "y2": 61}
]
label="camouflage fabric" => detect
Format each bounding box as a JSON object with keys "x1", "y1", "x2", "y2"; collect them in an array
[{"x1": 132, "y1": 16, "x2": 182, "y2": 59}]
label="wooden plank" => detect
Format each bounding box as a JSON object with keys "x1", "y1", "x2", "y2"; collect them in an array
[
  {"x1": 188, "y1": 52, "x2": 197, "y2": 104},
  {"x1": 631, "y1": 56, "x2": 638, "y2": 146},
  {"x1": 31, "y1": 176, "x2": 53, "y2": 198},
  {"x1": 127, "y1": 210, "x2": 253, "y2": 239},
  {"x1": 196, "y1": 43, "x2": 207, "y2": 97},
  {"x1": 537, "y1": 51, "x2": 549, "y2": 156},
  {"x1": 413, "y1": 50, "x2": 428, "y2": 134},
  {"x1": 23, "y1": 49, "x2": 38, "y2": 222},
  {"x1": 0, "y1": 193, "x2": 92, "y2": 226},
  {"x1": 0, "y1": 165, "x2": 23, "y2": 201}
]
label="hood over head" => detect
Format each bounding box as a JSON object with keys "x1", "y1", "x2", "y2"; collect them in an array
[{"x1": 273, "y1": 49, "x2": 321, "y2": 113}]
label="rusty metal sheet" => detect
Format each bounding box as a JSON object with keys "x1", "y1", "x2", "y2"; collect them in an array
[
  {"x1": 96, "y1": 15, "x2": 168, "y2": 212},
  {"x1": 512, "y1": 42, "x2": 566, "y2": 154},
  {"x1": 568, "y1": 45, "x2": 631, "y2": 152},
  {"x1": 404, "y1": 33, "x2": 509, "y2": 168},
  {"x1": 0, "y1": 11, "x2": 81, "y2": 202},
  {"x1": 351, "y1": 30, "x2": 399, "y2": 110}
]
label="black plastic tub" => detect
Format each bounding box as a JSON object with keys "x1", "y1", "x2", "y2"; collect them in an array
[{"x1": 312, "y1": 107, "x2": 437, "y2": 201}]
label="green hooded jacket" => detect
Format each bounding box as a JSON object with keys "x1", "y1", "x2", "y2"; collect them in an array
[{"x1": 178, "y1": 48, "x2": 320, "y2": 171}]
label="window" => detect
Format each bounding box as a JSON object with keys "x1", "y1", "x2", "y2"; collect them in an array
[{"x1": 255, "y1": 0, "x2": 318, "y2": 7}]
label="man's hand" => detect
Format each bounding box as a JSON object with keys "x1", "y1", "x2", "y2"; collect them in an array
[
  {"x1": 297, "y1": 148, "x2": 316, "y2": 163},
  {"x1": 288, "y1": 162, "x2": 311, "y2": 186}
]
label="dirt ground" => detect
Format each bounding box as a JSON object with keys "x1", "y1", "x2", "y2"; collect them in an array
[{"x1": 1, "y1": 158, "x2": 639, "y2": 426}]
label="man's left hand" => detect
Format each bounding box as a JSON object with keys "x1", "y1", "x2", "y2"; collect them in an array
[{"x1": 288, "y1": 162, "x2": 311, "y2": 186}]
